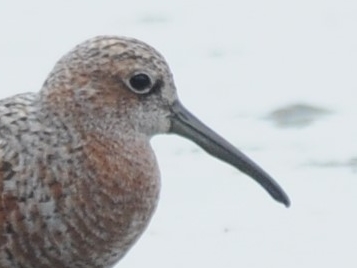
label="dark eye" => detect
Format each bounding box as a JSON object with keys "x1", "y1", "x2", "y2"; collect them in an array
[{"x1": 129, "y1": 73, "x2": 152, "y2": 93}]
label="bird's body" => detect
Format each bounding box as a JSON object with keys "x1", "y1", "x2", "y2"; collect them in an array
[
  {"x1": 0, "y1": 36, "x2": 289, "y2": 268},
  {"x1": 0, "y1": 93, "x2": 159, "y2": 267}
]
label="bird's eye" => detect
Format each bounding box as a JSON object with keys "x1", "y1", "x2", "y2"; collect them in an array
[{"x1": 129, "y1": 73, "x2": 152, "y2": 94}]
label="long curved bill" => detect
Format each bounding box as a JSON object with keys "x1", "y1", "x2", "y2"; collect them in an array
[{"x1": 169, "y1": 101, "x2": 290, "y2": 207}]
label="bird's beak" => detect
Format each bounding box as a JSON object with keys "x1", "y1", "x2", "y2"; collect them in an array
[{"x1": 169, "y1": 100, "x2": 290, "y2": 207}]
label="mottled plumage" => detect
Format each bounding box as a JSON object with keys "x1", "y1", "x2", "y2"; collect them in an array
[{"x1": 0, "y1": 36, "x2": 289, "y2": 268}]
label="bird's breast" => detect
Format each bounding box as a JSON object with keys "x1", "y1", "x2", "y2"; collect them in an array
[{"x1": 66, "y1": 133, "x2": 161, "y2": 265}]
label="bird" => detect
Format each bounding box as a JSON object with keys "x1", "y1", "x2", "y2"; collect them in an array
[{"x1": 0, "y1": 36, "x2": 290, "y2": 268}]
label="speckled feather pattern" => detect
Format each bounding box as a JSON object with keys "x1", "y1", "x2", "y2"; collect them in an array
[{"x1": 0, "y1": 36, "x2": 178, "y2": 268}]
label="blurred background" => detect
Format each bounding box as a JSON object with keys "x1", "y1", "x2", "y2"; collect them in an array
[{"x1": 0, "y1": 1, "x2": 356, "y2": 267}]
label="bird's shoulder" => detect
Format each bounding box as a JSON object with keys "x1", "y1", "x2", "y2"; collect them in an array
[{"x1": 0, "y1": 93, "x2": 38, "y2": 184}]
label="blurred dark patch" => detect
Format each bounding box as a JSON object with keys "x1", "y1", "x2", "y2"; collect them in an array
[
  {"x1": 137, "y1": 14, "x2": 169, "y2": 24},
  {"x1": 307, "y1": 157, "x2": 357, "y2": 172},
  {"x1": 265, "y1": 103, "x2": 332, "y2": 128},
  {"x1": 207, "y1": 49, "x2": 225, "y2": 58}
]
